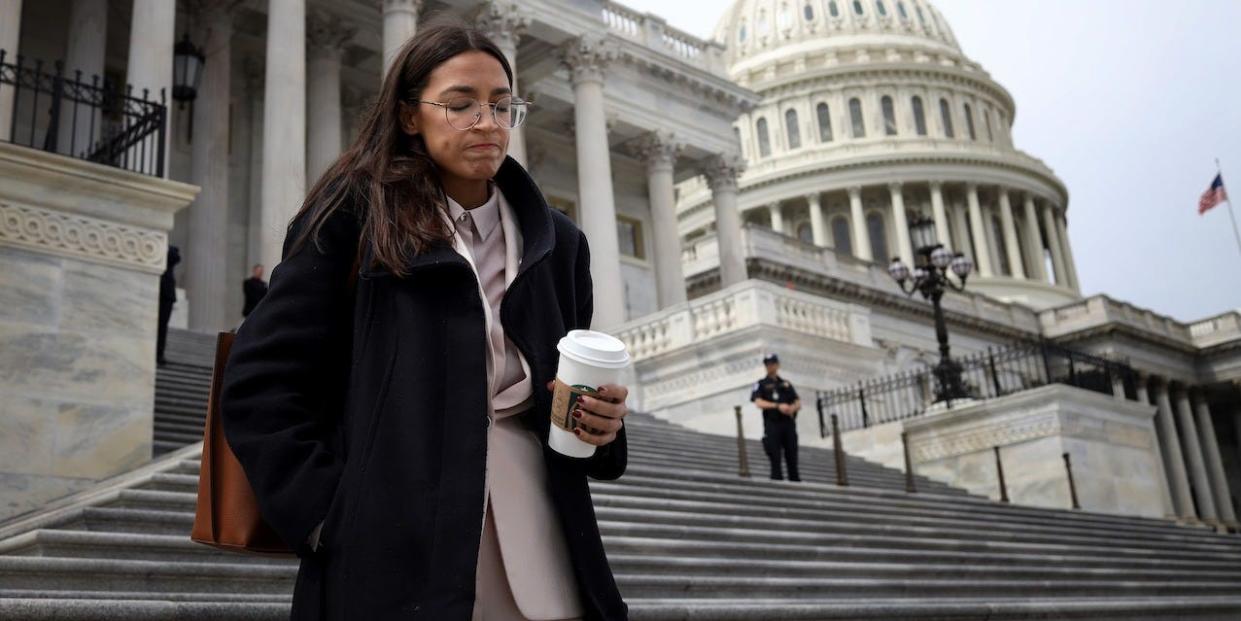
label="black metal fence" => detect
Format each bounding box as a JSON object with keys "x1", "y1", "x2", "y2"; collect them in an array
[
  {"x1": 0, "y1": 49, "x2": 166, "y2": 176},
  {"x1": 816, "y1": 340, "x2": 1135, "y2": 434}
]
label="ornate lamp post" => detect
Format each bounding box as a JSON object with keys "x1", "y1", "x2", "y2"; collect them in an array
[{"x1": 887, "y1": 216, "x2": 974, "y2": 403}]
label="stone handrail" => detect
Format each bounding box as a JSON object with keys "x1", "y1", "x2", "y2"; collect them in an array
[
  {"x1": 1188, "y1": 311, "x2": 1241, "y2": 349},
  {"x1": 600, "y1": 0, "x2": 726, "y2": 74},
  {"x1": 1039, "y1": 296, "x2": 1194, "y2": 345}
]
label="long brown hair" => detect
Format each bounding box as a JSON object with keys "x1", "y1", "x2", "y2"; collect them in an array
[{"x1": 288, "y1": 17, "x2": 514, "y2": 276}]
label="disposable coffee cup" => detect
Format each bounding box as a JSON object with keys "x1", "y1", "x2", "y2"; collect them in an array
[{"x1": 549, "y1": 330, "x2": 631, "y2": 458}]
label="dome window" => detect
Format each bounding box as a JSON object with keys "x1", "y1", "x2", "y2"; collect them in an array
[
  {"x1": 964, "y1": 103, "x2": 977, "y2": 141},
  {"x1": 816, "y1": 102, "x2": 834, "y2": 142},
  {"x1": 916, "y1": 5, "x2": 926, "y2": 26},
  {"x1": 758, "y1": 10, "x2": 769, "y2": 35},
  {"x1": 849, "y1": 97, "x2": 866, "y2": 138},
  {"x1": 756, "y1": 117, "x2": 772, "y2": 157},
  {"x1": 939, "y1": 98, "x2": 954, "y2": 138},
  {"x1": 897, "y1": 1, "x2": 908, "y2": 19},
  {"x1": 828, "y1": 0, "x2": 840, "y2": 18},
  {"x1": 804, "y1": 2, "x2": 815, "y2": 21},
  {"x1": 876, "y1": 0, "x2": 887, "y2": 17},
  {"x1": 867, "y1": 212, "x2": 890, "y2": 263},
  {"x1": 853, "y1": 0, "x2": 864, "y2": 16},
  {"x1": 881, "y1": 96, "x2": 898, "y2": 136},
  {"x1": 984, "y1": 109, "x2": 994, "y2": 142},
  {"x1": 797, "y1": 222, "x2": 814, "y2": 244},
  {"x1": 778, "y1": 3, "x2": 793, "y2": 30},
  {"x1": 738, "y1": 21, "x2": 747, "y2": 43},
  {"x1": 832, "y1": 216, "x2": 853, "y2": 255},
  {"x1": 911, "y1": 96, "x2": 927, "y2": 135},
  {"x1": 785, "y1": 109, "x2": 802, "y2": 149}
]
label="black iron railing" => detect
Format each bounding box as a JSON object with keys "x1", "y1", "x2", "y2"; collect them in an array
[
  {"x1": 0, "y1": 49, "x2": 166, "y2": 176},
  {"x1": 816, "y1": 340, "x2": 1135, "y2": 434}
]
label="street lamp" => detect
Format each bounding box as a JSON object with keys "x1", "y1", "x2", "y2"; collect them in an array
[
  {"x1": 887, "y1": 216, "x2": 974, "y2": 403},
  {"x1": 172, "y1": 33, "x2": 205, "y2": 108}
]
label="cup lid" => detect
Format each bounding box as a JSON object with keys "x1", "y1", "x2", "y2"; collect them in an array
[{"x1": 557, "y1": 329, "x2": 630, "y2": 369}]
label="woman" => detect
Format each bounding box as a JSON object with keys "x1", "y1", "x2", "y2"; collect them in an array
[{"x1": 220, "y1": 19, "x2": 629, "y2": 621}]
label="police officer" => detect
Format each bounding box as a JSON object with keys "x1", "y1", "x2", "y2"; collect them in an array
[{"x1": 750, "y1": 353, "x2": 801, "y2": 482}]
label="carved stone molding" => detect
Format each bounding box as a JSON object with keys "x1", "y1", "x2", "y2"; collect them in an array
[
  {"x1": 474, "y1": 1, "x2": 530, "y2": 52},
  {"x1": 702, "y1": 155, "x2": 746, "y2": 193},
  {"x1": 561, "y1": 34, "x2": 618, "y2": 86},
  {"x1": 382, "y1": 0, "x2": 423, "y2": 14},
  {"x1": 910, "y1": 411, "x2": 1060, "y2": 462},
  {"x1": 629, "y1": 130, "x2": 683, "y2": 174},
  {"x1": 307, "y1": 10, "x2": 357, "y2": 61},
  {"x1": 0, "y1": 200, "x2": 167, "y2": 274}
]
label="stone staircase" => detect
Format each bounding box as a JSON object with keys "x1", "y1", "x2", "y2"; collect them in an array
[
  {"x1": 2, "y1": 331, "x2": 1241, "y2": 619},
  {"x1": 152, "y1": 329, "x2": 217, "y2": 456}
]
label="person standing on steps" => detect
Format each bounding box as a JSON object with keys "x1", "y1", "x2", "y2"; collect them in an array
[
  {"x1": 241, "y1": 264, "x2": 268, "y2": 318},
  {"x1": 751, "y1": 353, "x2": 802, "y2": 482},
  {"x1": 156, "y1": 245, "x2": 180, "y2": 367}
]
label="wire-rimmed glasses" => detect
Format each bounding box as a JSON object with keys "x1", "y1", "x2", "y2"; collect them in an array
[{"x1": 416, "y1": 95, "x2": 529, "y2": 130}]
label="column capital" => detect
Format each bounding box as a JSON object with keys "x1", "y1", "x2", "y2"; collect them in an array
[
  {"x1": 629, "y1": 130, "x2": 682, "y2": 174},
  {"x1": 382, "y1": 0, "x2": 423, "y2": 15},
  {"x1": 887, "y1": 181, "x2": 903, "y2": 193},
  {"x1": 965, "y1": 182, "x2": 979, "y2": 193},
  {"x1": 804, "y1": 192, "x2": 821, "y2": 206},
  {"x1": 475, "y1": 1, "x2": 530, "y2": 51},
  {"x1": 307, "y1": 10, "x2": 357, "y2": 61},
  {"x1": 702, "y1": 154, "x2": 745, "y2": 193},
  {"x1": 562, "y1": 34, "x2": 618, "y2": 86},
  {"x1": 928, "y1": 180, "x2": 944, "y2": 191},
  {"x1": 847, "y1": 186, "x2": 862, "y2": 200}
]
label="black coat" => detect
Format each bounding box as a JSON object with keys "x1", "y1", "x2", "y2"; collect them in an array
[
  {"x1": 220, "y1": 159, "x2": 628, "y2": 620},
  {"x1": 241, "y1": 277, "x2": 268, "y2": 316}
]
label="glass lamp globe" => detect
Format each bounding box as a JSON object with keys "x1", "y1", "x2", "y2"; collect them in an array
[
  {"x1": 912, "y1": 266, "x2": 928, "y2": 282},
  {"x1": 888, "y1": 259, "x2": 910, "y2": 282},
  {"x1": 950, "y1": 253, "x2": 973, "y2": 278},
  {"x1": 930, "y1": 246, "x2": 953, "y2": 269}
]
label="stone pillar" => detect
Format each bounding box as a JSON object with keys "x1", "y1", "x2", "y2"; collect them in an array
[
  {"x1": 1041, "y1": 203, "x2": 1068, "y2": 288},
  {"x1": 306, "y1": 11, "x2": 353, "y2": 183},
  {"x1": 1153, "y1": 379, "x2": 1197, "y2": 519},
  {"x1": 58, "y1": 0, "x2": 107, "y2": 157},
  {"x1": 1135, "y1": 378, "x2": 1176, "y2": 517},
  {"x1": 1174, "y1": 387, "x2": 1218, "y2": 521},
  {"x1": 966, "y1": 183, "x2": 993, "y2": 277},
  {"x1": 476, "y1": 1, "x2": 530, "y2": 167},
  {"x1": 1021, "y1": 194, "x2": 1047, "y2": 282},
  {"x1": 259, "y1": 0, "x2": 306, "y2": 273},
  {"x1": 1193, "y1": 391, "x2": 1238, "y2": 524},
  {"x1": 950, "y1": 199, "x2": 974, "y2": 259},
  {"x1": 848, "y1": 186, "x2": 873, "y2": 261},
  {"x1": 807, "y1": 192, "x2": 827, "y2": 247},
  {"x1": 930, "y1": 181, "x2": 950, "y2": 248},
  {"x1": 889, "y1": 182, "x2": 913, "y2": 266},
  {"x1": 243, "y1": 58, "x2": 265, "y2": 271},
  {"x1": 186, "y1": 2, "x2": 236, "y2": 332},
  {"x1": 767, "y1": 203, "x2": 784, "y2": 234},
  {"x1": 633, "y1": 131, "x2": 684, "y2": 309},
  {"x1": 0, "y1": 0, "x2": 20, "y2": 141},
  {"x1": 997, "y1": 188, "x2": 1025, "y2": 279},
  {"x1": 1055, "y1": 211, "x2": 1080, "y2": 292},
  {"x1": 382, "y1": 0, "x2": 422, "y2": 76},
  {"x1": 563, "y1": 35, "x2": 624, "y2": 329},
  {"x1": 1111, "y1": 374, "x2": 1126, "y2": 400},
  {"x1": 126, "y1": 0, "x2": 176, "y2": 178},
  {"x1": 703, "y1": 155, "x2": 747, "y2": 288}
]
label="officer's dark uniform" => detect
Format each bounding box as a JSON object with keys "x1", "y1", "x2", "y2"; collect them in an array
[{"x1": 750, "y1": 354, "x2": 801, "y2": 481}]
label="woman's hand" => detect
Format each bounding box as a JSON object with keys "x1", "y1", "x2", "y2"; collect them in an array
[{"x1": 547, "y1": 381, "x2": 629, "y2": 447}]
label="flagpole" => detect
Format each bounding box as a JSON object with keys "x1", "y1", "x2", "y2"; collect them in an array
[{"x1": 1216, "y1": 158, "x2": 1241, "y2": 262}]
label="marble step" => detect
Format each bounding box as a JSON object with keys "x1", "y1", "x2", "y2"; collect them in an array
[{"x1": 0, "y1": 596, "x2": 288, "y2": 621}]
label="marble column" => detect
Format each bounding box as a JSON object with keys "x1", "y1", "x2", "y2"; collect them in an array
[
  {"x1": 259, "y1": 0, "x2": 306, "y2": 273},
  {"x1": 476, "y1": 1, "x2": 530, "y2": 166},
  {"x1": 1111, "y1": 374, "x2": 1126, "y2": 400},
  {"x1": 382, "y1": 0, "x2": 422, "y2": 75},
  {"x1": 1021, "y1": 194, "x2": 1047, "y2": 282},
  {"x1": 0, "y1": 0, "x2": 20, "y2": 141},
  {"x1": 1136, "y1": 378, "x2": 1177, "y2": 517},
  {"x1": 848, "y1": 186, "x2": 873, "y2": 261},
  {"x1": 1154, "y1": 378, "x2": 1196, "y2": 519},
  {"x1": 1193, "y1": 391, "x2": 1238, "y2": 524},
  {"x1": 997, "y1": 188, "x2": 1025, "y2": 279},
  {"x1": 929, "y1": 181, "x2": 950, "y2": 248},
  {"x1": 126, "y1": 0, "x2": 176, "y2": 177},
  {"x1": 950, "y1": 199, "x2": 973, "y2": 259},
  {"x1": 186, "y1": 1, "x2": 237, "y2": 332},
  {"x1": 889, "y1": 182, "x2": 913, "y2": 266},
  {"x1": 807, "y1": 192, "x2": 828, "y2": 247},
  {"x1": 563, "y1": 35, "x2": 624, "y2": 329},
  {"x1": 768, "y1": 203, "x2": 784, "y2": 234},
  {"x1": 243, "y1": 58, "x2": 265, "y2": 271},
  {"x1": 1055, "y1": 211, "x2": 1081, "y2": 292},
  {"x1": 306, "y1": 11, "x2": 354, "y2": 182},
  {"x1": 1174, "y1": 387, "x2": 1218, "y2": 521},
  {"x1": 1041, "y1": 204, "x2": 1069, "y2": 288},
  {"x1": 633, "y1": 131, "x2": 684, "y2": 309},
  {"x1": 703, "y1": 155, "x2": 747, "y2": 288},
  {"x1": 966, "y1": 183, "x2": 993, "y2": 277},
  {"x1": 58, "y1": 0, "x2": 107, "y2": 157}
]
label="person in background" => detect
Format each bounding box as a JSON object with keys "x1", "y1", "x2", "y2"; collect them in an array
[
  {"x1": 242, "y1": 264, "x2": 268, "y2": 317},
  {"x1": 156, "y1": 245, "x2": 180, "y2": 367},
  {"x1": 750, "y1": 353, "x2": 802, "y2": 481}
]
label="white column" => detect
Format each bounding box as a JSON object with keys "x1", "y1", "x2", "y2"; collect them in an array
[
  {"x1": 382, "y1": 0, "x2": 422, "y2": 76},
  {"x1": 1041, "y1": 203, "x2": 1068, "y2": 288},
  {"x1": 966, "y1": 183, "x2": 993, "y2": 277},
  {"x1": 848, "y1": 186, "x2": 873, "y2": 261},
  {"x1": 243, "y1": 58, "x2": 265, "y2": 271},
  {"x1": 58, "y1": 0, "x2": 107, "y2": 157},
  {"x1": 889, "y1": 182, "x2": 913, "y2": 266},
  {"x1": 1174, "y1": 388, "x2": 1218, "y2": 522},
  {"x1": 768, "y1": 202, "x2": 784, "y2": 234},
  {"x1": 563, "y1": 35, "x2": 625, "y2": 329},
  {"x1": 1137, "y1": 378, "x2": 1177, "y2": 518},
  {"x1": 186, "y1": 2, "x2": 235, "y2": 332},
  {"x1": 259, "y1": 0, "x2": 306, "y2": 273},
  {"x1": 634, "y1": 131, "x2": 684, "y2": 309},
  {"x1": 703, "y1": 155, "x2": 747, "y2": 288},
  {"x1": 1194, "y1": 392, "x2": 1238, "y2": 524},
  {"x1": 125, "y1": 0, "x2": 176, "y2": 177},
  {"x1": 807, "y1": 192, "x2": 828, "y2": 247},
  {"x1": 1021, "y1": 194, "x2": 1047, "y2": 282},
  {"x1": 929, "y1": 181, "x2": 950, "y2": 248},
  {"x1": 0, "y1": 0, "x2": 20, "y2": 141},
  {"x1": 997, "y1": 188, "x2": 1025, "y2": 279},
  {"x1": 950, "y1": 199, "x2": 973, "y2": 259},
  {"x1": 306, "y1": 11, "x2": 354, "y2": 182},
  {"x1": 1154, "y1": 379, "x2": 1197, "y2": 520},
  {"x1": 477, "y1": 1, "x2": 529, "y2": 167},
  {"x1": 1055, "y1": 210, "x2": 1081, "y2": 292}
]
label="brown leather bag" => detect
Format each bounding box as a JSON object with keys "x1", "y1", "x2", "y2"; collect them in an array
[{"x1": 191, "y1": 331, "x2": 293, "y2": 556}]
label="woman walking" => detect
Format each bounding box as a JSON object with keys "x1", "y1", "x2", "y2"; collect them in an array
[{"x1": 221, "y1": 19, "x2": 629, "y2": 620}]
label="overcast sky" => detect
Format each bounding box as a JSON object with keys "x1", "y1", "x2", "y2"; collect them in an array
[{"x1": 619, "y1": 0, "x2": 1241, "y2": 322}]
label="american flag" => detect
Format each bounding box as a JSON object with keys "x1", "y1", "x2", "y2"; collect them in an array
[{"x1": 1199, "y1": 173, "x2": 1228, "y2": 214}]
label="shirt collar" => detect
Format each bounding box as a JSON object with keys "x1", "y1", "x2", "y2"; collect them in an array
[{"x1": 445, "y1": 183, "x2": 502, "y2": 242}]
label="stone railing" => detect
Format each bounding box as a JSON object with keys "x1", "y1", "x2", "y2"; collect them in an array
[
  {"x1": 600, "y1": 0, "x2": 726, "y2": 75},
  {"x1": 611, "y1": 279, "x2": 870, "y2": 363},
  {"x1": 1038, "y1": 296, "x2": 1193, "y2": 345},
  {"x1": 1188, "y1": 311, "x2": 1241, "y2": 349}
]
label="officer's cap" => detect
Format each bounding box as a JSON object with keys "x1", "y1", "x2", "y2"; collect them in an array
[{"x1": 762, "y1": 353, "x2": 780, "y2": 364}]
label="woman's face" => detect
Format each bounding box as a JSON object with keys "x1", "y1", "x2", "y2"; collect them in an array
[{"x1": 402, "y1": 51, "x2": 511, "y2": 183}]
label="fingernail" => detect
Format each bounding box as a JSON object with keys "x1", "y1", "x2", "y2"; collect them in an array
[
  {"x1": 572, "y1": 410, "x2": 582, "y2": 419},
  {"x1": 574, "y1": 429, "x2": 582, "y2": 436}
]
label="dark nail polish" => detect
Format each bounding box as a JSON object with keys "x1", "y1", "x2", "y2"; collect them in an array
[{"x1": 572, "y1": 410, "x2": 582, "y2": 419}]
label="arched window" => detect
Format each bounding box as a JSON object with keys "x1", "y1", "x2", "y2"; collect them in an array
[
  {"x1": 738, "y1": 21, "x2": 747, "y2": 43},
  {"x1": 778, "y1": 3, "x2": 793, "y2": 29},
  {"x1": 911, "y1": 96, "x2": 927, "y2": 135},
  {"x1": 829, "y1": 0, "x2": 840, "y2": 17},
  {"x1": 984, "y1": 109, "x2": 993, "y2": 142},
  {"x1": 785, "y1": 108, "x2": 801, "y2": 149},
  {"x1": 876, "y1": 0, "x2": 887, "y2": 16},
  {"x1": 797, "y1": 222, "x2": 814, "y2": 244},
  {"x1": 816, "y1": 102, "x2": 833, "y2": 142},
  {"x1": 964, "y1": 103, "x2": 977, "y2": 140},
  {"x1": 756, "y1": 117, "x2": 772, "y2": 157},
  {"x1": 804, "y1": 1, "x2": 815, "y2": 20},
  {"x1": 939, "y1": 98, "x2": 954, "y2": 138},
  {"x1": 991, "y1": 215, "x2": 1010, "y2": 275},
  {"x1": 897, "y1": 1, "x2": 908, "y2": 19},
  {"x1": 853, "y1": 0, "x2": 864, "y2": 16},
  {"x1": 849, "y1": 97, "x2": 866, "y2": 138},
  {"x1": 867, "y1": 212, "x2": 889, "y2": 263},
  {"x1": 732, "y1": 127, "x2": 742, "y2": 152},
  {"x1": 832, "y1": 216, "x2": 853, "y2": 255},
  {"x1": 881, "y1": 95, "x2": 897, "y2": 136},
  {"x1": 915, "y1": 5, "x2": 926, "y2": 26},
  {"x1": 757, "y1": 10, "x2": 769, "y2": 34}
]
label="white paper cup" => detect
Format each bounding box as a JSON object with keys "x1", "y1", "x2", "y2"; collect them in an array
[{"x1": 549, "y1": 330, "x2": 630, "y2": 458}]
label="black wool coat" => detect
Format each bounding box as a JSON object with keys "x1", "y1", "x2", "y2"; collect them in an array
[{"x1": 220, "y1": 159, "x2": 628, "y2": 620}]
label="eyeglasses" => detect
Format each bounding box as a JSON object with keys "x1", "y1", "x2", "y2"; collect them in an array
[{"x1": 416, "y1": 95, "x2": 529, "y2": 131}]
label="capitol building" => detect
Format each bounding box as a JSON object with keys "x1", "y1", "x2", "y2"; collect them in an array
[{"x1": 1, "y1": 0, "x2": 1241, "y2": 616}]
